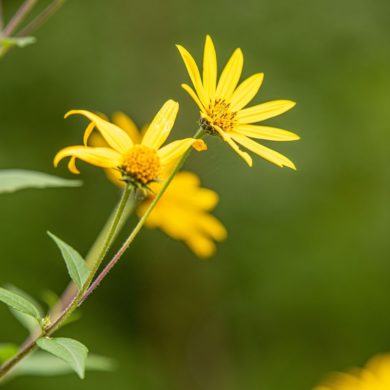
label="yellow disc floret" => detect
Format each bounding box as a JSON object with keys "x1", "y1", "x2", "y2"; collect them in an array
[
  {"x1": 202, "y1": 99, "x2": 237, "y2": 134},
  {"x1": 121, "y1": 145, "x2": 160, "y2": 185}
]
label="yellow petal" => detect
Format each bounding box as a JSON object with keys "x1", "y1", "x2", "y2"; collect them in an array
[
  {"x1": 181, "y1": 83, "x2": 206, "y2": 112},
  {"x1": 170, "y1": 172, "x2": 219, "y2": 210},
  {"x1": 215, "y1": 48, "x2": 243, "y2": 101},
  {"x1": 65, "y1": 110, "x2": 133, "y2": 154},
  {"x1": 202, "y1": 35, "x2": 217, "y2": 102},
  {"x1": 158, "y1": 138, "x2": 206, "y2": 167},
  {"x1": 83, "y1": 122, "x2": 96, "y2": 146},
  {"x1": 68, "y1": 157, "x2": 80, "y2": 174},
  {"x1": 142, "y1": 100, "x2": 179, "y2": 150},
  {"x1": 176, "y1": 44, "x2": 208, "y2": 106},
  {"x1": 112, "y1": 112, "x2": 141, "y2": 144},
  {"x1": 236, "y1": 100, "x2": 296, "y2": 124},
  {"x1": 186, "y1": 234, "x2": 217, "y2": 259},
  {"x1": 229, "y1": 73, "x2": 264, "y2": 111},
  {"x1": 192, "y1": 139, "x2": 207, "y2": 151},
  {"x1": 197, "y1": 213, "x2": 227, "y2": 241},
  {"x1": 54, "y1": 146, "x2": 122, "y2": 172},
  {"x1": 213, "y1": 125, "x2": 252, "y2": 166},
  {"x1": 230, "y1": 133, "x2": 296, "y2": 169},
  {"x1": 233, "y1": 124, "x2": 300, "y2": 141},
  {"x1": 89, "y1": 132, "x2": 107, "y2": 148}
]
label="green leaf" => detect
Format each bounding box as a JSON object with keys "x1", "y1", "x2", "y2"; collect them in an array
[
  {"x1": 10, "y1": 351, "x2": 115, "y2": 379},
  {"x1": 48, "y1": 232, "x2": 90, "y2": 290},
  {"x1": 0, "y1": 170, "x2": 82, "y2": 194},
  {"x1": 0, "y1": 344, "x2": 18, "y2": 364},
  {"x1": 0, "y1": 36, "x2": 36, "y2": 48},
  {"x1": 0, "y1": 287, "x2": 41, "y2": 322},
  {"x1": 36, "y1": 337, "x2": 89, "y2": 379},
  {"x1": 6, "y1": 285, "x2": 43, "y2": 332}
]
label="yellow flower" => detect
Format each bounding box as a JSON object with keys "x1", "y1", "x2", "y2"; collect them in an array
[
  {"x1": 91, "y1": 111, "x2": 227, "y2": 258},
  {"x1": 314, "y1": 354, "x2": 390, "y2": 390},
  {"x1": 138, "y1": 171, "x2": 227, "y2": 258},
  {"x1": 177, "y1": 35, "x2": 299, "y2": 168},
  {"x1": 54, "y1": 100, "x2": 206, "y2": 188}
]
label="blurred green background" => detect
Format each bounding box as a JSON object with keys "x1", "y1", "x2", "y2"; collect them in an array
[{"x1": 1, "y1": 0, "x2": 390, "y2": 388}]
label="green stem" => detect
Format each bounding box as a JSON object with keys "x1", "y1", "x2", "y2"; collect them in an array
[
  {"x1": 3, "y1": 0, "x2": 37, "y2": 36},
  {"x1": 79, "y1": 129, "x2": 205, "y2": 302},
  {"x1": 48, "y1": 184, "x2": 134, "y2": 332},
  {"x1": 0, "y1": 184, "x2": 134, "y2": 381},
  {"x1": 17, "y1": 0, "x2": 65, "y2": 37},
  {"x1": 50, "y1": 192, "x2": 137, "y2": 320},
  {"x1": 0, "y1": 128, "x2": 204, "y2": 381}
]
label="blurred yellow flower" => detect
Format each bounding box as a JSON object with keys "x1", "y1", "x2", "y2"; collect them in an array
[
  {"x1": 177, "y1": 35, "x2": 299, "y2": 168},
  {"x1": 314, "y1": 354, "x2": 390, "y2": 390},
  {"x1": 138, "y1": 171, "x2": 227, "y2": 258},
  {"x1": 54, "y1": 100, "x2": 206, "y2": 187},
  {"x1": 92, "y1": 111, "x2": 227, "y2": 258}
]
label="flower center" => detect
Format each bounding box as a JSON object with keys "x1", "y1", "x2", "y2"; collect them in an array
[
  {"x1": 200, "y1": 99, "x2": 237, "y2": 134},
  {"x1": 120, "y1": 145, "x2": 160, "y2": 185}
]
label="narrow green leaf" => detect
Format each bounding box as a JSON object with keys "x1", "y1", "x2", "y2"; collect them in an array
[
  {"x1": 0, "y1": 36, "x2": 36, "y2": 48},
  {"x1": 48, "y1": 232, "x2": 90, "y2": 290},
  {"x1": 0, "y1": 287, "x2": 41, "y2": 322},
  {"x1": 0, "y1": 170, "x2": 82, "y2": 194},
  {"x1": 36, "y1": 337, "x2": 88, "y2": 379},
  {"x1": 0, "y1": 344, "x2": 18, "y2": 364},
  {"x1": 6, "y1": 285, "x2": 43, "y2": 332}
]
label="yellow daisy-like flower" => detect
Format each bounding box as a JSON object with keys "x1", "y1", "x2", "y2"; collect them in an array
[
  {"x1": 314, "y1": 354, "x2": 390, "y2": 390},
  {"x1": 91, "y1": 111, "x2": 227, "y2": 258},
  {"x1": 54, "y1": 100, "x2": 206, "y2": 187},
  {"x1": 177, "y1": 35, "x2": 299, "y2": 168}
]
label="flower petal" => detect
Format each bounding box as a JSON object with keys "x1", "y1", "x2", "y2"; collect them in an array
[
  {"x1": 229, "y1": 73, "x2": 264, "y2": 112},
  {"x1": 142, "y1": 100, "x2": 179, "y2": 150},
  {"x1": 203, "y1": 35, "x2": 217, "y2": 102},
  {"x1": 186, "y1": 233, "x2": 217, "y2": 259},
  {"x1": 158, "y1": 138, "x2": 206, "y2": 167},
  {"x1": 176, "y1": 44, "x2": 208, "y2": 106},
  {"x1": 112, "y1": 112, "x2": 141, "y2": 144},
  {"x1": 68, "y1": 157, "x2": 80, "y2": 174},
  {"x1": 181, "y1": 83, "x2": 206, "y2": 112},
  {"x1": 54, "y1": 146, "x2": 122, "y2": 173},
  {"x1": 83, "y1": 122, "x2": 96, "y2": 146},
  {"x1": 233, "y1": 124, "x2": 300, "y2": 141},
  {"x1": 65, "y1": 110, "x2": 133, "y2": 154},
  {"x1": 215, "y1": 48, "x2": 243, "y2": 101},
  {"x1": 230, "y1": 133, "x2": 296, "y2": 169},
  {"x1": 236, "y1": 100, "x2": 296, "y2": 124},
  {"x1": 213, "y1": 125, "x2": 252, "y2": 167},
  {"x1": 196, "y1": 213, "x2": 228, "y2": 241}
]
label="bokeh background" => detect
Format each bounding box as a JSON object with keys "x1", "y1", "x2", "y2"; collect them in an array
[{"x1": 1, "y1": 0, "x2": 390, "y2": 388}]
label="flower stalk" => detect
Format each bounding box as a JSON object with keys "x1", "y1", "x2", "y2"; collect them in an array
[
  {"x1": 79, "y1": 128, "x2": 205, "y2": 304},
  {"x1": 0, "y1": 129, "x2": 203, "y2": 381},
  {"x1": 2, "y1": 0, "x2": 37, "y2": 36},
  {"x1": 0, "y1": 183, "x2": 134, "y2": 381}
]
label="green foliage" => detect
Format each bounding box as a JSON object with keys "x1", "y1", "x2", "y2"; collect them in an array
[
  {"x1": 5, "y1": 285, "x2": 44, "y2": 333},
  {"x1": 7, "y1": 351, "x2": 115, "y2": 380},
  {"x1": 0, "y1": 170, "x2": 82, "y2": 194},
  {"x1": 0, "y1": 36, "x2": 36, "y2": 49},
  {"x1": 0, "y1": 287, "x2": 42, "y2": 324},
  {"x1": 0, "y1": 344, "x2": 18, "y2": 364},
  {"x1": 36, "y1": 337, "x2": 89, "y2": 379},
  {"x1": 48, "y1": 232, "x2": 90, "y2": 290}
]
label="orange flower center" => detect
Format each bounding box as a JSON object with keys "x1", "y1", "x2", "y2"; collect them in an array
[
  {"x1": 201, "y1": 99, "x2": 237, "y2": 134},
  {"x1": 121, "y1": 145, "x2": 160, "y2": 185}
]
